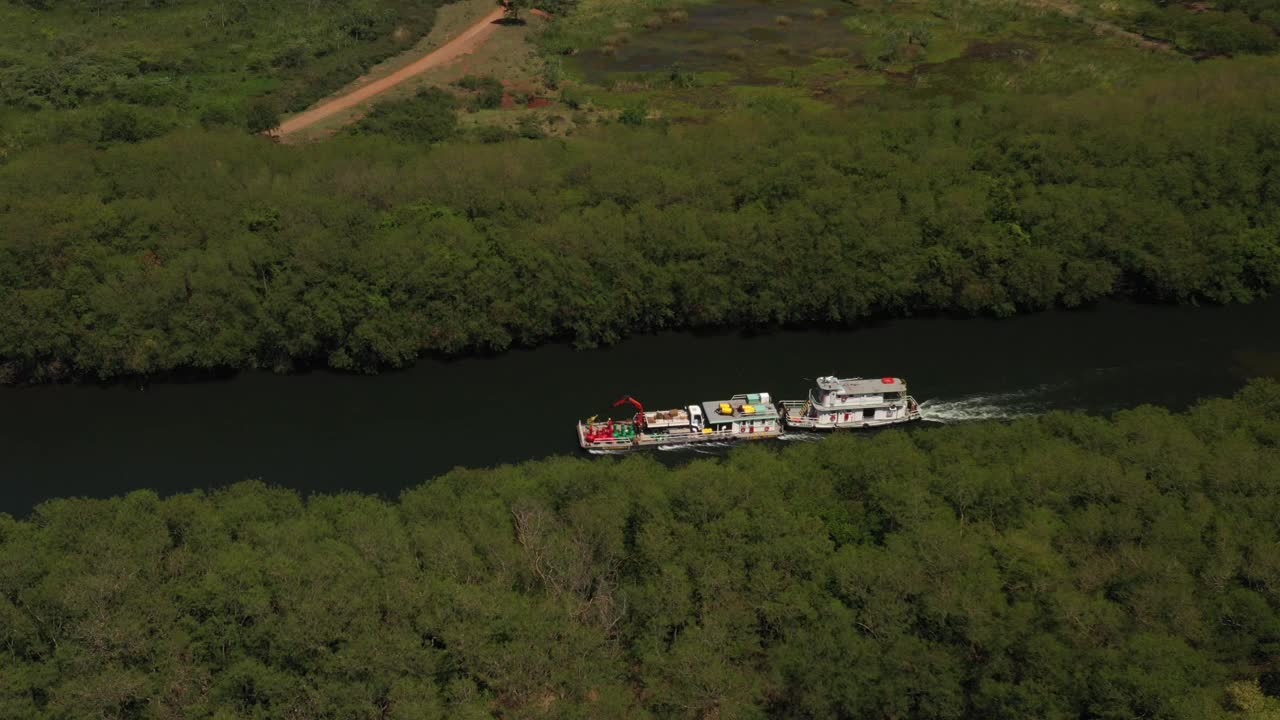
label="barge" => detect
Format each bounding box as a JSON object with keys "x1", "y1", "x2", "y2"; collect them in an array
[
  {"x1": 577, "y1": 393, "x2": 782, "y2": 451},
  {"x1": 781, "y1": 376, "x2": 920, "y2": 430}
]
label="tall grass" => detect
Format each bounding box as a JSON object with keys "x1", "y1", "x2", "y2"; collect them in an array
[{"x1": 534, "y1": 0, "x2": 714, "y2": 54}]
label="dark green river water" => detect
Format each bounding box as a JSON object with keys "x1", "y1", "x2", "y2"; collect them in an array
[{"x1": 2, "y1": 297, "x2": 1278, "y2": 515}]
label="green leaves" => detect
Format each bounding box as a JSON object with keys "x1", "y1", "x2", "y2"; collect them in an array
[
  {"x1": 3, "y1": 384, "x2": 1280, "y2": 716},
  {"x1": 353, "y1": 87, "x2": 458, "y2": 144},
  {"x1": 2, "y1": 58, "x2": 1280, "y2": 380}
]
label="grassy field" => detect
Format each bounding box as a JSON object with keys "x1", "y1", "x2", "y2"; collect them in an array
[
  {"x1": 0, "y1": 0, "x2": 449, "y2": 153},
  {"x1": 1, "y1": 0, "x2": 1271, "y2": 154},
  {"x1": 512, "y1": 0, "x2": 1201, "y2": 129},
  {"x1": 5, "y1": 0, "x2": 1250, "y2": 152}
]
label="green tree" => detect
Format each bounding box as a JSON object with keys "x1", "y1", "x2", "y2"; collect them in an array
[
  {"x1": 499, "y1": 0, "x2": 529, "y2": 22},
  {"x1": 245, "y1": 99, "x2": 280, "y2": 134},
  {"x1": 98, "y1": 104, "x2": 143, "y2": 143}
]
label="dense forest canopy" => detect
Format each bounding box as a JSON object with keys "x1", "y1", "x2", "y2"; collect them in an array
[
  {"x1": 1134, "y1": 0, "x2": 1280, "y2": 55},
  {"x1": 1, "y1": 0, "x2": 1279, "y2": 381},
  {"x1": 2, "y1": 380, "x2": 1279, "y2": 718},
  {"x1": 2, "y1": 55, "x2": 1277, "y2": 381}
]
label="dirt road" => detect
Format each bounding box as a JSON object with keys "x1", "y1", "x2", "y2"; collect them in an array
[{"x1": 273, "y1": 6, "x2": 507, "y2": 137}]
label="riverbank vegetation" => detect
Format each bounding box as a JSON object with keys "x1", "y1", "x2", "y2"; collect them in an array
[
  {"x1": 2, "y1": 0, "x2": 1280, "y2": 381},
  {"x1": 2, "y1": 380, "x2": 1279, "y2": 717},
  {"x1": 2, "y1": 54, "x2": 1277, "y2": 381},
  {"x1": 1132, "y1": 0, "x2": 1280, "y2": 56}
]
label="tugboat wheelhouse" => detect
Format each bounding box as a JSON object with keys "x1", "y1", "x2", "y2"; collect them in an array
[{"x1": 780, "y1": 376, "x2": 920, "y2": 430}]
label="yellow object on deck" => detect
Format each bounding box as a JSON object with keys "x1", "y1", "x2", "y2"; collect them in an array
[
  {"x1": 718, "y1": 403, "x2": 733, "y2": 415},
  {"x1": 702, "y1": 427, "x2": 713, "y2": 434},
  {"x1": 741, "y1": 404, "x2": 756, "y2": 414}
]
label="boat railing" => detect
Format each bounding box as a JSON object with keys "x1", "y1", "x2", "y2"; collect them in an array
[
  {"x1": 649, "y1": 424, "x2": 778, "y2": 438},
  {"x1": 647, "y1": 428, "x2": 739, "y2": 443},
  {"x1": 779, "y1": 400, "x2": 809, "y2": 416},
  {"x1": 591, "y1": 426, "x2": 779, "y2": 442}
]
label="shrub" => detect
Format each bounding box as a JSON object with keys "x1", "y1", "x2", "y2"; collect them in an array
[
  {"x1": 666, "y1": 64, "x2": 698, "y2": 88},
  {"x1": 353, "y1": 87, "x2": 458, "y2": 143},
  {"x1": 454, "y1": 74, "x2": 504, "y2": 109},
  {"x1": 618, "y1": 101, "x2": 647, "y2": 125},
  {"x1": 542, "y1": 57, "x2": 564, "y2": 89},
  {"x1": 98, "y1": 105, "x2": 143, "y2": 143},
  {"x1": 245, "y1": 99, "x2": 280, "y2": 133},
  {"x1": 475, "y1": 124, "x2": 513, "y2": 143},
  {"x1": 517, "y1": 113, "x2": 546, "y2": 139},
  {"x1": 199, "y1": 103, "x2": 237, "y2": 128},
  {"x1": 560, "y1": 84, "x2": 590, "y2": 109}
]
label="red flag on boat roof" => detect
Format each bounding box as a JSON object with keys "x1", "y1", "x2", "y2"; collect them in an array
[{"x1": 881, "y1": 377, "x2": 895, "y2": 383}]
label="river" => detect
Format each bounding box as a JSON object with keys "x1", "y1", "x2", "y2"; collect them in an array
[{"x1": 2, "y1": 297, "x2": 1278, "y2": 515}]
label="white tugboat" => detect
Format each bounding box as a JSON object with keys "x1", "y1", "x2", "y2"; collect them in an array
[
  {"x1": 780, "y1": 376, "x2": 920, "y2": 430},
  {"x1": 578, "y1": 393, "x2": 782, "y2": 451}
]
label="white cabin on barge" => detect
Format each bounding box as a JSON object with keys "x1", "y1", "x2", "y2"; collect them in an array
[
  {"x1": 700, "y1": 393, "x2": 782, "y2": 439},
  {"x1": 781, "y1": 376, "x2": 920, "y2": 430}
]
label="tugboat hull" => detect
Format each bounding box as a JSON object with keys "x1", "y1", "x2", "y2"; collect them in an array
[{"x1": 780, "y1": 409, "x2": 921, "y2": 430}]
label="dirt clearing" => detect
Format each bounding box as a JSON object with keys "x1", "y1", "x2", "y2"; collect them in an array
[{"x1": 273, "y1": 2, "x2": 508, "y2": 139}]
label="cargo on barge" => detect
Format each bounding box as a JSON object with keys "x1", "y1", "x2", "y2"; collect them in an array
[
  {"x1": 577, "y1": 393, "x2": 782, "y2": 450},
  {"x1": 780, "y1": 376, "x2": 920, "y2": 430}
]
